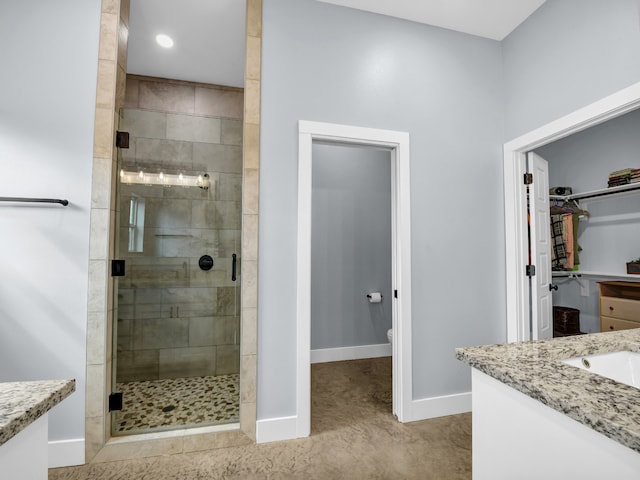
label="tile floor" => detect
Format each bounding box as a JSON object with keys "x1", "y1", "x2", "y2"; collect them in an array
[
  {"x1": 50, "y1": 357, "x2": 471, "y2": 479},
  {"x1": 113, "y1": 374, "x2": 240, "y2": 434}
]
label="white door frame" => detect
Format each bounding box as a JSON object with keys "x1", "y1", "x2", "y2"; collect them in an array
[
  {"x1": 297, "y1": 120, "x2": 413, "y2": 436},
  {"x1": 504, "y1": 82, "x2": 640, "y2": 342}
]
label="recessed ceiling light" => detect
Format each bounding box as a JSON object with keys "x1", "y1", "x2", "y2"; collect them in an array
[{"x1": 155, "y1": 34, "x2": 174, "y2": 48}]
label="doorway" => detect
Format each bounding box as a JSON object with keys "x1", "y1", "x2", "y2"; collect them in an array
[
  {"x1": 504, "y1": 82, "x2": 640, "y2": 342},
  {"x1": 310, "y1": 141, "x2": 393, "y2": 429},
  {"x1": 297, "y1": 121, "x2": 413, "y2": 437},
  {"x1": 311, "y1": 142, "x2": 392, "y2": 356}
]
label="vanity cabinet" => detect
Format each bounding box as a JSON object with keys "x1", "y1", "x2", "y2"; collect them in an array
[
  {"x1": 0, "y1": 380, "x2": 75, "y2": 479},
  {"x1": 457, "y1": 329, "x2": 640, "y2": 480},
  {"x1": 599, "y1": 281, "x2": 640, "y2": 332}
]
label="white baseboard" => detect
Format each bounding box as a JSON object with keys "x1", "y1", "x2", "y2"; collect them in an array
[
  {"x1": 49, "y1": 438, "x2": 85, "y2": 468},
  {"x1": 408, "y1": 392, "x2": 471, "y2": 422},
  {"x1": 310, "y1": 343, "x2": 391, "y2": 364},
  {"x1": 256, "y1": 392, "x2": 471, "y2": 444},
  {"x1": 256, "y1": 416, "x2": 298, "y2": 444}
]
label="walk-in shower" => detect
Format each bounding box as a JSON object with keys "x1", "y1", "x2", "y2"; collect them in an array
[{"x1": 111, "y1": 76, "x2": 242, "y2": 435}]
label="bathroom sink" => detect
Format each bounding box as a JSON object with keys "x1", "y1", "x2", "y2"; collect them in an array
[{"x1": 562, "y1": 351, "x2": 640, "y2": 388}]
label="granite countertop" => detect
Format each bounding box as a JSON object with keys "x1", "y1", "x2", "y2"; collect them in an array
[
  {"x1": 456, "y1": 329, "x2": 640, "y2": 453},
  {"x1": 0, "y1": 379, "x2": 75, "y2": 447}
]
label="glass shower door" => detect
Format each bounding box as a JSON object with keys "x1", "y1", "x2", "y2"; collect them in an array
[{"x1": 111, "y1": 107, "x2": 241, "y2": 436}]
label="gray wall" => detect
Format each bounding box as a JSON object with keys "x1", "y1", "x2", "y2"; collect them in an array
[
  {"x1": 311, "y1": 143, "x2": 392, "y2": 350},
  {"x1": 259, "y1": 0, "x2": 506, "y2": 418},
  {"x1": 0, "y1": 0, "x2": 101, "y2": 441},
  {"x1": 535, "y1": 107, "x2": 640, "y2": 333},
  {"x1": 503, "y1": 0, "x2": 640, "y2": 140}
]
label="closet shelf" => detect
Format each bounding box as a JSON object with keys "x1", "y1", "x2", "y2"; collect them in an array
[
  {"x1": 552, "y1": 271, "x2": 640, "y2": 280},
  {"x1": 549, "y1": 182, "x2": 640, "y2": 202}
]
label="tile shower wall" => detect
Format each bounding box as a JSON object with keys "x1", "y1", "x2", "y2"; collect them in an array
[{"x1": 116, "y1": 76, "x2": 242, "y2": 382}]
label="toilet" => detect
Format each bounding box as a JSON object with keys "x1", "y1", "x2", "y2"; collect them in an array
[{"x1": 387, "y1": 328, "x2": 393, "y2": 343}]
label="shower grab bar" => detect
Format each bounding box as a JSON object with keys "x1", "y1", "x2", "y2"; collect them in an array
[
  {"x1": 232, "y1": 253, "x2": 237, "y2": 282},
  {"x1": 0, "y1": 196, "x2": 69, "y2": 206}
]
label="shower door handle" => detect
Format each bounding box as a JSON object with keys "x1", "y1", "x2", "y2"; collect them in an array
[{"x1": 232, "y1": 253, "x2": 237, "y2": 282}]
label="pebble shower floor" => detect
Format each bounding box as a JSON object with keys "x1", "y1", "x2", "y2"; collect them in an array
[{"x1": 113, "y1": 374, "x2": 240, "y2": 434}]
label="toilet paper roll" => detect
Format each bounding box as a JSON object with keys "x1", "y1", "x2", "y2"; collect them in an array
[{"x1": 367, "y1": 292, "x2": 382, "y2": 303}]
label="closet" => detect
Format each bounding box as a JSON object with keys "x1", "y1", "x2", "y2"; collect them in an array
[{"x1": 532, "y1": 107, "x2": 640, "y2": 335}]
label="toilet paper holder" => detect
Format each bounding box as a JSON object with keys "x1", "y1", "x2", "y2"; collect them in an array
[{"x1": 366, "y1": 292, "x2": 383, "y2": 304}]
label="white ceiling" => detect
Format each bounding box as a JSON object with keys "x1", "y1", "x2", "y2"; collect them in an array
[
  {"x1": 317, "y1": 0, "x2": 547, "y2": 41},
  {"x1": 127, "y1": 0, "x2": 247, "y2": 87},
  {"x1": 126, "y1": 0, "x2": 546, "y2": 87}
]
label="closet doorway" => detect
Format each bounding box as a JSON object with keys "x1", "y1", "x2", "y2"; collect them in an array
[
  {"x1": 504, "y1": 82, "x2": 640, "y2": 343},
  {"x1": 296, "y1": 121, "x2": 413, "y2": 437}
]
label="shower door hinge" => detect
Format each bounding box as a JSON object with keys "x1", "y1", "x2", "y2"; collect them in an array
[
  {"x1": 109, "y1": 392, "x2": 123, "y2": 412},
  {"x1": 526, "y1": 265, "x2": 536, "y2": 277},
  {"x1": 111, "y1": 259, "x2": 125, "y2": 277},
  {"x1": 524, "y1": 173, "x2": 533, "y2": 185},
  {"x1": 115, "y1": 131, "x2": 130, "y2": 149}
]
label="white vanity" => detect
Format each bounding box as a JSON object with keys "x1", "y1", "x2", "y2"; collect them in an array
[
  {"x1": 457, "y1": 330, "x2": 640, "y2": 480},
  {"x1": 0, "y1": 379, "x2": 75, "y2": 479}
]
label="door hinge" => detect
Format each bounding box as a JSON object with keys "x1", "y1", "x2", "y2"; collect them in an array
[
  {"x1": 115, "y1": 131, "x2": 130, "y2": 149},
  {"x1": 109, "y1": 392, "x2": 123, "y2": 412},
  {"x1": 524, "y1": 173, "x2": 533, "y2": 185},
  {"x1": 526, "y1": 265, "x2": 536, "y2": 277},
  {"x1": 394, "y1": 290, "x2": 398, "y2": 299},
  {"x1": 111, "y1": 259, "x2": 125, "y2": 277}
]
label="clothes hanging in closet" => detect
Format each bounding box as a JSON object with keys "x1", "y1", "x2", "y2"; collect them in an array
[
  {"x1": 550, "y1": 214, "x2": 568, "y2": 269},
  {"x1": 550, "y1": 200, "x2": 588, "y2": 271}
]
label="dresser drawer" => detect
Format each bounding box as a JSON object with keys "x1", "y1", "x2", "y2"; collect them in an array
[
  {"x1": 600, "y1": 315, "x2": 640, "y2": 332},
  {"x1": 599, "y1": 296, "x2": 640, "y2": 322}
]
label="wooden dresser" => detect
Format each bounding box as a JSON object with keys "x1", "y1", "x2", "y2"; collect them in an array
[{"x1": 599, "y1": 281, "x2": 640, "y2": 332}]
